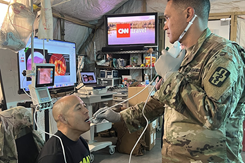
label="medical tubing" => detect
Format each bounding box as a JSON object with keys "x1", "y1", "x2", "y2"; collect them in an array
[
  {"x1": 91, "y1": 83, "x2": 151, "y2": 119},
  {"x1": 34, "y1": 106, "x2": 67, "y2": 163},
  {"x1": 91, "y1": 76, "x2": 159, "y2": 121},
  {"x1": 22, "y1": 76, "x2": 41, "y2": 106},
  {"x1": 128, "y1": 83, "x2": 156, "y2": 163}
]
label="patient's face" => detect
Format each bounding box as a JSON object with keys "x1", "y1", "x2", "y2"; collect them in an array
[{"x1": 65, "y1": 96, "x2": 90, "y2": 134}]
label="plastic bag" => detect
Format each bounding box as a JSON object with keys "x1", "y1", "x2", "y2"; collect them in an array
[
  {"x1": 38, "y1": 0, "x2": 53, "y2": 41},
  {"x1": 0, "y1": 2, "x2": 35, "y2": 52}
]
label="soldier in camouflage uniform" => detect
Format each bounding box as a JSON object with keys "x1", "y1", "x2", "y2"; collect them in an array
[
  {"x1": 0, "y1": 106, "x2": 44, "y2": 163},
  {"x1": 95, "y1": 0, "x2": 245, "y2": 162}
]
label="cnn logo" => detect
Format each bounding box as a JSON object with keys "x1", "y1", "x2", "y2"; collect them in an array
[{"x1": 117, "y1": 24, "x2": 130, "y2": 38}]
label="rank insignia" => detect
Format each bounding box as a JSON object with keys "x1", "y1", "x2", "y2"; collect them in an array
[{"x1": 209, "y1": 67, "x2": 230, "y2": 87}]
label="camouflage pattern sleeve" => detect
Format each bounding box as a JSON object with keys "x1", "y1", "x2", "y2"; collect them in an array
[
  {"x1": 159, "y1": 44, "x2": 244, "y2": 130},
  {"x1": 120, "y1": 96, "x2": 165, "y2": 133}
]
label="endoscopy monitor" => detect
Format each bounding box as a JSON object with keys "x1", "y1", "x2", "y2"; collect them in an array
[
  {"x1": 17, "y1": 37, "x2": 76, "y2": 94},
  {"x1": 0, "y1": 69, "x2": 7, "y2": 111},
  {"x1": 105, "y1": 12, "x2": 158, "y2": 47},
  {"x1": 34, "y1": 64, "x2": 55, "y2": 88}
]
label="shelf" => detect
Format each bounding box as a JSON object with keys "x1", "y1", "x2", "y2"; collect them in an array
[
  {"x1": 116, "y1": 67, "x2": 151, "y2": 70},
  {"x1": 113, "y1": 94, "x2": 127, "y2": 97},
  {"x1": 96, "y1": 66, "x2": 152, "y2": 70},
  {"x1": 101, "y1": 50, "x2": 148, "y2": 55},
  {"x1": 97, "y1": 77, "x2": 121, "y2": 80}
]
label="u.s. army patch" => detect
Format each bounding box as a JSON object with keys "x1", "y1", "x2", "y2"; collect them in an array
[{"x1": 209, "y1": 67, "x2": 230, "y2": 87}]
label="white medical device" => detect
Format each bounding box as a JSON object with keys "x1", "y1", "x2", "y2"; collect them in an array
[{"x1": 28, "y1": 63, "x2": 55, "y2": 110}]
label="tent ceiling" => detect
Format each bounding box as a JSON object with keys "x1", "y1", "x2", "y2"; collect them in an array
[
  {"x1": 47, "y1": 0, "x2": 128, "y2": 22},
  {"x1": 33, "y1": 0, "x2": 245, "y2": 24},
  {"x1": 147, "y1": 0, "x2": 245, "y2": 14}
]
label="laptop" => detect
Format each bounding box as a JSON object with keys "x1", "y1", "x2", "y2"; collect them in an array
[{"x1": 80, "y1": 72, "x2": 106, "y2": 88}]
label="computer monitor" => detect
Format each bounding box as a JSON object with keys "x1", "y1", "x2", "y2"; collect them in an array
[
  {"x1": 0, "y1": 70, "x2": 7, "y2": 111},
  {"x1": 33, "y1": 63, "x2": 55, "y2": 88},
  {"x1": 17, "y1": 37, "x2": 77, "y2": 94}
]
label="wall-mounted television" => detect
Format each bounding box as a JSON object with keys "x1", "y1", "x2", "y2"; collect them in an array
[
  {"x1": 17, "y1": 37, "x2": 77, "y2": 94},
  {"x1": 105, "y1": 12, "x2": 158, "y2": 47}
]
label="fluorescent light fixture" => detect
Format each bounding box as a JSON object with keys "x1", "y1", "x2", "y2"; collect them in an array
[{"x1": 221, "y1": 18, "x2": 231, "y2": 21}]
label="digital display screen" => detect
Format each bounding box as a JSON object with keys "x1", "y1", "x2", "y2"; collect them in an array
[
  {"x1": 37, "y1": 67, "x2": 54, "y2": 85},
  {"x1": 105, "y1": 12, "x2": 158, "y2": 46},
  {"x1": 81, "y1": 72, "x2": 97, "y2": 84},
  {"x1": 17, "y1": 37, "x2": 76, "y2": 93}
]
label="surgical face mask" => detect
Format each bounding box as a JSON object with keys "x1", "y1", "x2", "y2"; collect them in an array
[{"x1": 178, "y1": 14, "x2": 197, "y2": 42}]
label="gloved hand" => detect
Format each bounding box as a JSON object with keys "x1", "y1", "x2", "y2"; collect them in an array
[
  {"x1": 155, "y1": 48, "x2": 185, "y2": 81},
  {"x1": 93, "y1": 107, "x2": 121, "y2": 123}
]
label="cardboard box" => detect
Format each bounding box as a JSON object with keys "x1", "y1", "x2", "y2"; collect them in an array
[
  {"x1": 128, "y1": 86, "x2": 153, "y2": 106},
  {"x1": 113, "y1": 122, "x2": 147, "y2": 156},
  {"x1": 145, "y1": 127, "x2": 156, "y2": 151},
  {"x1": 145, "y1": 119, "x2": 158, "y2": 151}
]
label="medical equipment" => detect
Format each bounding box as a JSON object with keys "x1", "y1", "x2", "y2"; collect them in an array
[
  {"x1": 17, "y1": 37, "x2": 77, "y2": 94},
  {"x1": 178, "y1": 14, "x2": 197, "y2": 42},
  {"x1": 87, "y1": 76, "x2": 156, "y2": 122},
  {"x1": 28, "y1": 63, "x2": 55, "y2": 110},
  {"x1": 155, "y1": 41, "x2": 184, "y2": 79}
]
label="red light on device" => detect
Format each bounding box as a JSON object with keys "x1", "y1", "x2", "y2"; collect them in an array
[{"x1": 117, "y1": 24, "x2": 130, "y2": 38}]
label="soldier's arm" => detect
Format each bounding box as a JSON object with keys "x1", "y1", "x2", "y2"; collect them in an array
[{"x1": 120, "y1": 95, "x2": 165, "y2": 133}]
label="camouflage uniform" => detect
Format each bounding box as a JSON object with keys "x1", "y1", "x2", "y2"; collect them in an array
[
  {"x1": 120, "y1": 28, "x2": 245, "y2": 163},
  {"x1": 0, "y1": 106, "x2": 44, "y2": 163}
]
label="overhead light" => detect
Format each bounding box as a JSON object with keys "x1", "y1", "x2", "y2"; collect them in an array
[{"x1": 221, "y1": 18, "x2": 231, "y2": 21}]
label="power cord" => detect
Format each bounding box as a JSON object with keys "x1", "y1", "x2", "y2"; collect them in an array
[{"x1": 129, "y1": 82, "x2": 156, "y2": 163}]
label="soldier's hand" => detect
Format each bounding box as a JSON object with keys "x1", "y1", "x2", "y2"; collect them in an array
[{"x1": 93, "y1": 107, "x2": 121, "y2": 123}]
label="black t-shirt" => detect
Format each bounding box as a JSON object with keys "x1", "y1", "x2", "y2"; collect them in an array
[{"x1": 37, "y1": 131, "x2": 90, "y2": 163}]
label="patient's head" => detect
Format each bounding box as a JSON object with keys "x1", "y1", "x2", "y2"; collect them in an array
[{"x1": 52, "y1": 95, "x2": 90, "y2": 140}]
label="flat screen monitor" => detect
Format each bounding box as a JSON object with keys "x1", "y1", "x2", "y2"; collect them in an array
[
  {"x1": 17, "y1": 37, "x2": 77, "y2": 94},
  {"x1": 34, "y1": 64, "x2": 55, "y2": 88},
  {"x1": 0, "y1": 70, "x2": 7, "y2": 111},
  {"x1": 105, "y1": 12, "x2": 158, "y2": 47}
]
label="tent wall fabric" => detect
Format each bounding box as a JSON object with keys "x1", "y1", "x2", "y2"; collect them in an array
[{"x1": 236, "y1": 16, "x2": 245, "y2": 48}]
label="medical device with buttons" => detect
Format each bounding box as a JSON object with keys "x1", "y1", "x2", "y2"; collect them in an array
[{"x1": 28, "y1": 63, "x2": 55, "y2": 110}]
